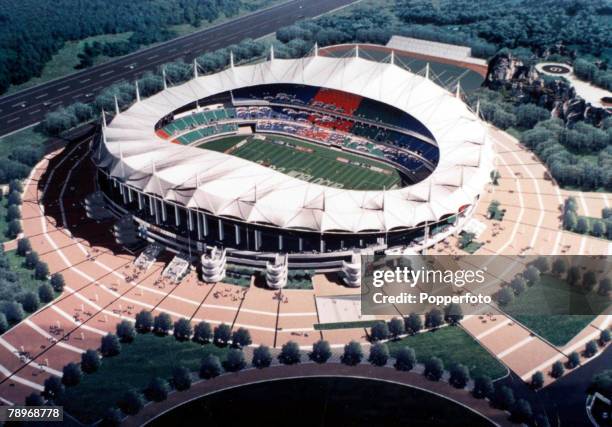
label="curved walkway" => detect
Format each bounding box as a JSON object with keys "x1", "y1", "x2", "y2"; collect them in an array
[{"x1": 123, "y1": 363, "x2": 513, "y2": 427}]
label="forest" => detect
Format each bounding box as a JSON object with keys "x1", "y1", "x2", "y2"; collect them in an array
[{"x1": 0, "y1": 0, "x2": 263, "y2": 94}]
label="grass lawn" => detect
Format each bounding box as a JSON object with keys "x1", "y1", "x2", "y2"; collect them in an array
[
  {"x1": 197, "y1": 135, "x2": 246, "y2": 153},
  {"x1": 213, "y1": 135, "x2": 402, "y2": 190},
  {"x1": 386, "y1": 326, "x2": 507, "y2": 380},
  {"x1": 62, "y1": 334, "x2": 230, "y2": 424},
  {"x1": 502, "y1": 274, "x2": 609, "y2": 346},
  {"x1": 5, "y1": 250, "x2": 51, "y2": 294}
]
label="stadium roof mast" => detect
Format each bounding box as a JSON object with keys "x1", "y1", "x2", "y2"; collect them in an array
[
  {"x1": 355, "y1": 44, "x2": 359, "y2": 58},
  {"x1": 114, "y1": 96, "x2": 120, "y2": 116},
  {"x1": 476, "y1": 99, "x2": 480, "y2": 117},
  {"x1": 101, "y1": 109, "x2": 107, "y2": 128},
  {"x1": 390, "y1": 50, "x2": 395, "y2": 66},
  {"x1": 162, "y1": 67, "x2": 167, "y2": 90},
  {"x1": 270, "y1": 44, "x2": 275, "y2": 61},
  {"x1": 230, "y1": 51, "x2": 235, "y2": 68},
  {"x1": 425, "y1": 63, "x2": 430, "y2": 80},
  {"x1": 456, "y1": 80, "x2": 462, "y2": 99},
  {"x1": 313, "y1": 42, "x2": 318, "y2": 57},
  {"x1": 135, "y1": 80, "x2": 140, "y2": 103},
  {"x1": 194, "y1": 59, "x2": 199, "y2": 79}
]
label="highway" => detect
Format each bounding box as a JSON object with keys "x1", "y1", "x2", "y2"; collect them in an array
[{"x1": 0, "y1": 0, "x2": 356, "y2": 137}]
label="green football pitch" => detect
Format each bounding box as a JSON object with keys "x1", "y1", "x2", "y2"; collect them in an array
[{"x1": 197, "y1": 135, "x2": 403, "y2": 190}]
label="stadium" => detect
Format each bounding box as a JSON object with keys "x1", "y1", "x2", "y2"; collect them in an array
[{"x1": 93, "y1": 46, "x2": 493, "y2": 284}]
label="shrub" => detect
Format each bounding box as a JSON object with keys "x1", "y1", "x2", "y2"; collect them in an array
[
  {"x1": 153, "y1": 313, "x2": 172, "y2": 335},
  {"x1": 552, "y1": 258, "x2": 566, "y2": 277},
  {"x1": 116, "y1": 320, "x2": 136, "y2": 343},
  {"x1": 567, "y1": 351, "x2": 580, "y2": 368},
  {"x1": 199, "y1": 354, "x2": 222, "y2": 379},
  {"x1": 444, "y1": 303, "x2": 463, "y2": 325},
  {"x1": 43, "y1": 376, "x2": 65, "y2": 400},
  {"x1": 100, "y1": 333, "x2": 121, "y2": 357},
  {"x1": 405, "y1": 313, "x2": 422, "y2": 335},
  {"x1": 7, "y1": 219, "x2": 22, "y2": 238},
  {"x1": 449, "y1": 363, "x2": 470, "y2": 389},
  {"x1": 172, "y1": 366, "x2": 192, "y2": 391},
  {"x1": 472, "y1": 376, "x2": 494, "y2": 399},
  {"x1": 598, "y1": 278, "x2": 611, "y2": 296},
  {"x1": 531, "y1": 371, "x2": 544, "y2": 389},
  {"x1": 533, "y1": 257, "x2": 549, "y2": 273},
  {"x1": 511, "y1": 399, "x2": 533, "y2": 424},
  {"x1": 193, "y1": 320, "x2": 213, "y2": 343},
  {"x1": 16, "y1": 238, "x2": 31, "y2": 256},
  {"x1": 134, "y1": 310, "x2": 153, "y2": 333},
  {"x1": 496, "y1": 287, "x2": 514, "y2": 306},
  {"x1": 370, "y1": 322, "x2": 389, "y2": 341},
  {"x1": 551, "y1": 361, "x2": 564, "y2": 378},
  {"x1": 101, "y1": 407, "x2": 123, "y2": 427},
  {"x1": 424, "y1": 308, "x2": 444, "y2": 329},
  {"x1": 50, "y1": 273, "x2": 65, "y2": 292},
  {"x1": 213, "y1": 323, "x2": 232, "y2": 346},
  {"x1": 38, "y1": 283, "x2": 55, "y2": 303},
  {"x1": 424, "y1": 357, "x2": 444, "y2": 381},
  {"x1": 368, "y1": 342, "x2": 389, "y2": 366},
  {"x1": 599, "y1": 329, "x2": 611, "y2": 346},
  {"x1": 493, "y1": 384, "x2": 515, "y2": 410},
  {"x1": 584, "y1": 340, "x2": 598, "y2": 357},
  {"x1": 81, "y1": 349, "x2": 101, "y2": 374},
  {"x1": 7, "y1": 191, "x2": 22, "y2": 206},
  {"x1": 25, "y1": 251, "x2": 39, "y2": 269},
  {"x1": 388, "y1": 317, "x2": 405, "y2": 339},
  {"x1": 173, "y1": 318, "x2": 192, "y2": 341},
  {"x1": 25, "y1": 392, "x2": 44, "y2": 406},
  {"x1": 278, "y1": 341, "x2": 301, "y2": 365},
  {"x1": 510, "y1": 275, "x2": 527, "y2": 295},
  {"x1": 341, "y1": 341, "x2": 363, "y2": 366},
  {"x1": 34, "y1": 261, "x2": 49, "y2": 280},
  {"x1": 252, "y1": 345, "x2": 273, "y2": 368},
  {"x1": 118, "y1": 390, "x2": 145, "y2": 415},
  {"x1": 62, "y1": 362, "x2": 82, "y2": 387},
  {"x1": 394, "y1": 346, "x2": 416, "y2": 371},
  {"x1": 231, "y1": 327, "x2": 252, "y2": 348},
  {"x1": 144, "y1": 377, "x2": 170, "y2": 402},
  {"x1": 20, "y1": 291, "x2": 39, "y2": 312},
  {"x1": 223, "y1": 348, "x2": 246, "y2": 372},
  {"x1": 2, "y1": 301, "x2": 24, "y2": 323},
  {"x1": 309, "y1": 340, "x2": 332, "y2": 364},
  {"x1": 6, "y1": 205, "x2": 20, "y2": 221}
]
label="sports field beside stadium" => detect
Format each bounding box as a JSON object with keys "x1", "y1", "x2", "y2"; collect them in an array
[{"x1": 198, "y1": 135, "x2": 403, "y2": 190}]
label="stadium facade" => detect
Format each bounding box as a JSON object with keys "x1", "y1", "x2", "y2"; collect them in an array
[{"x1": 92, "y1": 46, "x2": 493, "y2": 273}]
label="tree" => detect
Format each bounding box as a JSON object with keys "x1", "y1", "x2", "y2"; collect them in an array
[
  {"x1": 101, "y1": 407, "x2": 123, "y2": 427},
  {"x1": 35, "y1": 261, "x2": 49, "y2": 280},
  {"x1": 496, "y1": 287, "x2": 514, "y2": 306},
  {"x1": 449, "y1": 363, "x2": 470, "y2": 389},
  {"x1": 567, "y1": 351, "x2": 580, "y2": 368},
  {"x1": 153, "y1": 313, "x2": 172, "y2": 335},
  {"x1": 592, "y1": 220, "x2": 606, "y2": 237},
  {"x1": 405, "y1": 313, "x2": 422, "y2": 335},
  {"x1": 3, "y1": 301, "x2": 24, "y2": 323},
  {"x1": 424, "y1": 356, "x2": 444, "y2": 381},
  {"x1": 9, "y1": 179, "x2": 23, "y2": 194},
  {"x1": 552, "y1": 258, "x2": 567, "y2": 277},
  {"x1": 6, "y1": 204, "x2": 20, "y2": 221},
  {"x1": 25, "y1": 392, "x2": 44, "y2": 406},
  {"x1": 223, "y1": 348, "x2": 247, "y2": 372},
  {"x1": 425, "y1": 308, "x2": 444, "y2": 329},
  {"x1": 444, "y1": 303, "x2": 463, "y2": 325},
  {"x1": 511, "y1": 399, "x2": 533, "y2": 424},
  {"x1": 7, "y1": 191, "x2": 21, "y2": 206},
  {"x1": 493, "y1": 384, "x2": 515, "y2": 410},
  {"x1": 531, "y1": 371, "x2": 544, "y2": 389},
  {"x1": 43, "y1": 376, "x2": 65, "y2": 401},
  {"x1": 7, "y1": 220, "x2": 22, "y2": 238},
  {"x1": 370, "y1": 321, "x2": 389, "y2": 341},
  {"x1": 567, "y1": 266, "x2": 581, "y2": 287},
  {"x1": 472, "y1": 375, "x2": 494, "y2": 399},
  {"x1": 524, "y1": 265, "x2": 541, "y2": 286},
  {"x1": 213, "y1": 323, "x2": 232, "y2": 346},
  {"x1": 16, "y1": 238, "x2": 31, "y2": 256},
  {"x1": 575, "y1": 217, "x2": 589, "y2": 234},
  {"x1": 118, "y1": 390, "x2": 144, "y2": 415},
  {"x1": 135, "y1": 310, "x2": 153, "y2": 333},
  {"x1": 172, "y1": 366, "x2": 192, "y2": 391},
  {"x1": 584, "y1": 340, "x2": 598, "y2": 357},
  {"x1": 81, "y1": 349, "x2": 101, "y2": 374},
  {"x1": 173, "y1": 318, "x2": 192, "y2": 341},
  {"x1": 62, "y1": 362, "x2": 82, "y2": 387},
  {"x1": 563, "y1": 210, "x2": 577, "y2": 230},
  {"x1": 116, "y1": 320, "x2": 136, "y2": 343},
  {"x1": 394, "y1": 346, "x2": 416, "y2": 371},
  {"x1": 368, "y1": 342, "x2": 389, "y2": 367},
  {"x1": 25, "y1": 251, "x2": 39, "y2": 269},
  {"x1": 252, "y1": 344, "x2": 273, "y2": 368},
  {"x1": 193, "y1": 320, "x2": 213, "y2": 343},
  {"x1": 582, "y1": 271, "x2": 597, "y2": 291},
  {"x1": 50, "y1": 273, "x2": 65, "y2": 292},
  {"x1": 510, "y1": 275, "x2": 526, "y2": 295},
  {"x1": 278, "y1": 341, "x2": 301, "y2": 365},
  {"x1": 0, "y1": 313, "x2": 8, "y2": 333},
  {"x1": 600, "y1": 329, "x2": 611, "y2": 346},
  {"x1": 387, "y1": 317, "x2": 405, "y2": 339},
  {"x1": 144, "y1": 377, "x2": 170, "y2": 402},
  {"x1": 515, "y1": 103, "x2": 549, "y2": 129},
  {"x1": 551, "y1": 361, "x2": 564, "y2": 378},
  {"x1": 341, "y1": 341, "x2": 364, "y2": 366},
  {"x1": 533, "y1": 257, "x2": 550, "y2": 273},
  {"x1": 100, "y1": 333, "x2": 121, "y2": 357},
  {"x1": 21, "y1": 291, "x2": 39, "y2": 312},
  {"x1": 309, "y1": 340, "x2": 332, "y2": 364},
  {"x1": 38, "y1": 283, "x2": 55, "y2": 303},
  {"x1": 231, "y1": 327, "x2": 252, "y2": 348},
  {"x1": 199, "y1": 354, "x2": 222, "y2": 379},
  {"x1": 598, "y1": 278, "x2": 611, "y2": 296}
]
